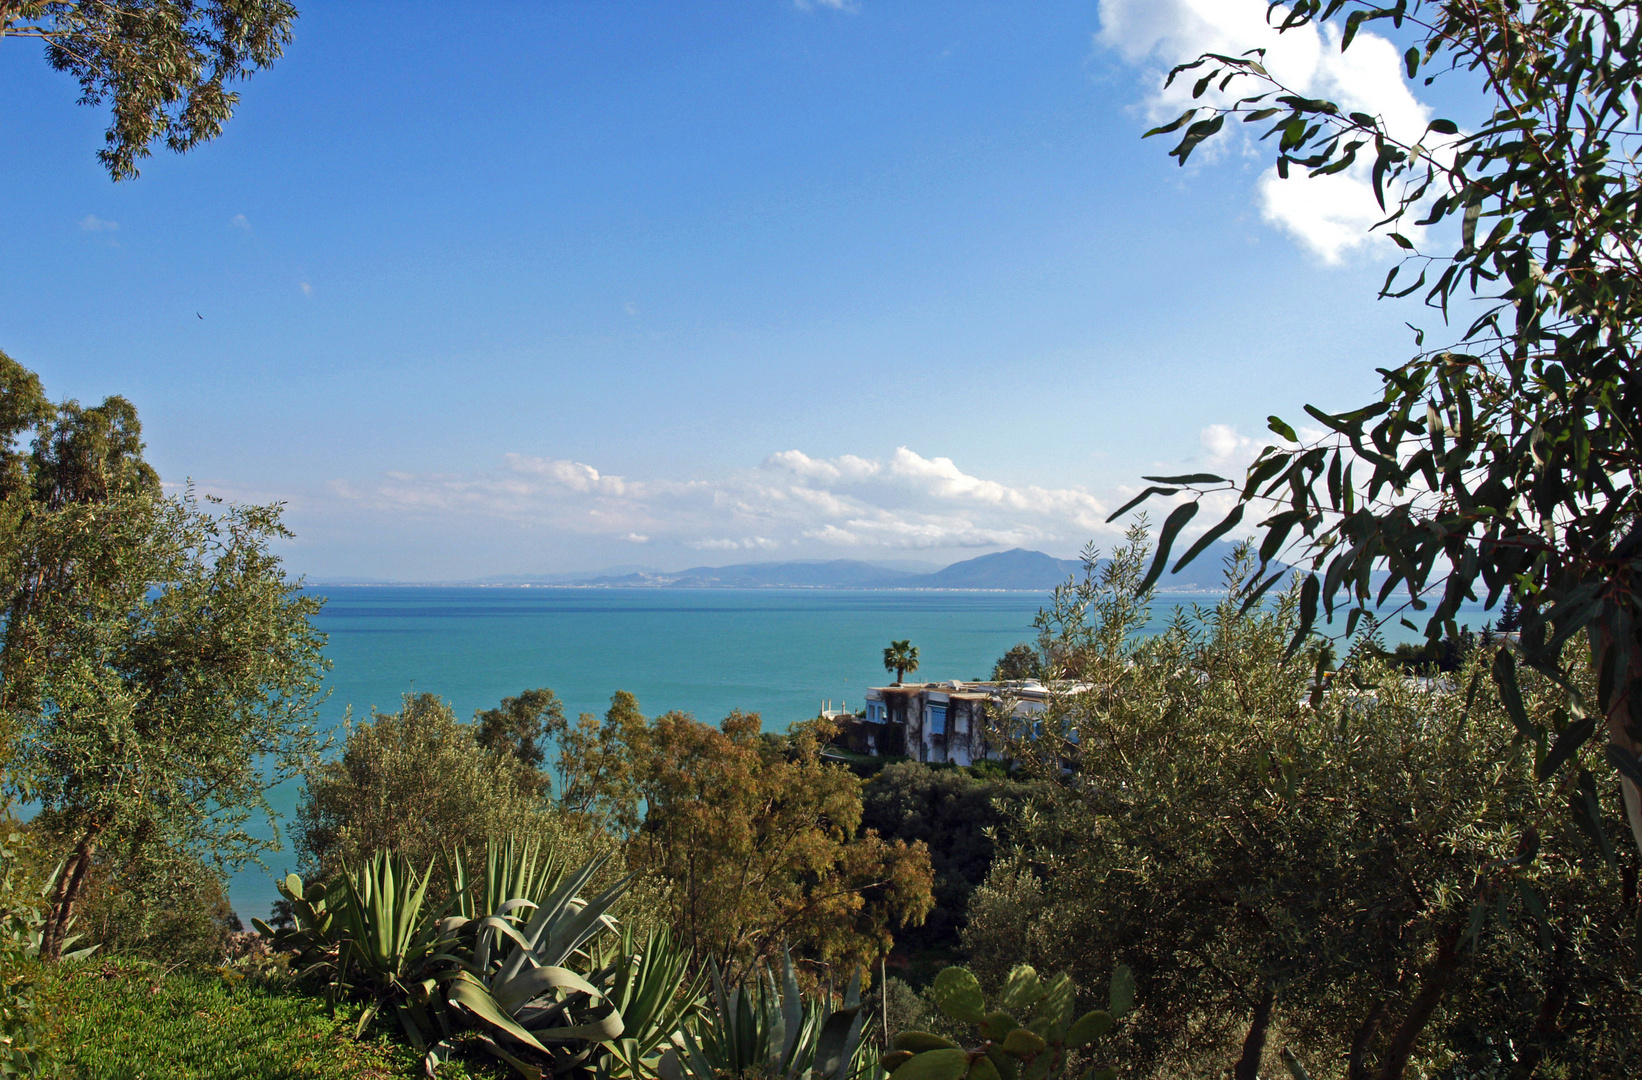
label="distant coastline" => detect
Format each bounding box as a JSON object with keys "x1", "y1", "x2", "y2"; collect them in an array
[
  {"x1": 304, "y1": 544, "x2": 1250, "y2": 594},
  {"x1": 304, "y1": 580, "x2": 1234, "y2": 595}
]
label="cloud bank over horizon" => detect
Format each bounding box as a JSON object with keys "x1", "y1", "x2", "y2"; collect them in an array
[{"x1": 318, "y1": 446, "x2": 1116, "y2": 568}]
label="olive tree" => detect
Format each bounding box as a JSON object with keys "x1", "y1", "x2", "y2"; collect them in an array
[
  {"x1": 1121, "y1": 0, "x2": 1642, "y2": 862},
  {"x1": 294, "y1": 691, "x2": 575, "y2": 880},
  {"x1": 0, "y1": 353, "x2": 327, "y2": 960},
  {"x1": 16, "y1": 493, "x2": 327, "y2": 960},
  {"x1": 974, "y1": 530, "x2": 1638, "y2": 1079}
]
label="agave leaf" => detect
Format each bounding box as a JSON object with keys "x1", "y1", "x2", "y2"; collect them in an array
[
  {"x1": 471, "y1": 1032, "x2": 546, "y2": 1080},
  {"x1": 474, "y1": 914, "x2": 537, "y2": 957},
  {"x1": 539, "y1": 873, "x2": 633, "y2": 968},
  {"x1": 780, "y1": 950, "x2": 805, "y2": 1066},
  {"x1": 498, "y1": 854, "x2": 608, "y2": 983},
  {"x1": 448, "y1": 970, "x2": 553, "y2": 1054},
  {"x1": 812, "y1": 1003, "x2": 861, "y2": 1080},
  {"x1": 534, "y1": 1005, "x2": 626, "y2": 1043},
  {"x1": 494, "y1": 964, "x2": 603, "y2": 1014}
]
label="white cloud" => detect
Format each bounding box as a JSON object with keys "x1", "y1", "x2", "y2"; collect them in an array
[
  {"x1": 326, "y1": 447, "x2": 1116, "y2": 555},
  {"x1": 1098, "y1": 0, "x2": 1440, "y2": 262},
  {"x1": 1200, "y1": 423, "x2": 1259, "y2": 465},
  {"x1": 794, "y1": 0, "x2": 859, "y2": 11},
  {"x1": 79, "y1": 214, "x2": 119, "y2": 232},
  {"x1": 299, "y1": 281, "x2": 314, "y2": 296},
  {"x1": 231, "y1": 214, "x2": 251, "y2": 230}
]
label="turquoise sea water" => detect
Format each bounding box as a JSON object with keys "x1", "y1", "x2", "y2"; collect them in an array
[
  {"x1": 228, "y1": 585, "x2": 1488, "y2": 920},
  {"x1": 231, "y1": 586, "x2": 1056, "y2": 918}
]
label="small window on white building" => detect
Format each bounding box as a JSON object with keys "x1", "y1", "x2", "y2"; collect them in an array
[
  {"x1": 928, "y1": 704, "x2": 947, "y2": 735},
  {"x1": 866, "y1": 701, "x2": 887, "y2": 724}
]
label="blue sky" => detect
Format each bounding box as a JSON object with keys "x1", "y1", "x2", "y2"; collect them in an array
[{"x1": 0, "y1": 1, "x2": 1459, "y2": 579}]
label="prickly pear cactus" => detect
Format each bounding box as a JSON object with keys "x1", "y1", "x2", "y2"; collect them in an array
[
  {"x1": 251, "y1": 872, "x2": 343, "y2": 968},
  {"x1": 879, "y1": 964, "x2": 1132, "y2": 1080}
]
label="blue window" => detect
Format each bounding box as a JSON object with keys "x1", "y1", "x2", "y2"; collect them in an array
[
  {"x1": 865, "y1": 701, "x2": 887, "y2": 724},
  {"x1": 928, "y1": 705, "x2": 947, "y2": 735}
]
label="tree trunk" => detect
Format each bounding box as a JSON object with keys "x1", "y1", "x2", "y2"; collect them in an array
[
  {"x1": 1346, "y1": 1001, "x2": 1386, "y2": 1080},
  {"x1": 1233, "y1": 985, "x2": 1276, "y2": 1080},
  {"x1": 1504, "y1": 966, "x2": 1568, "y2": 1080},
  {"x1": 1376, "y1": 920, "x2": 1465, "y2": 1080},
  {"x1": 1589, "y1": 619, "x2": 1642, "y2": 857},
  {"x1": 40, "y1": 823, "x2": 101, "y2": 962}
]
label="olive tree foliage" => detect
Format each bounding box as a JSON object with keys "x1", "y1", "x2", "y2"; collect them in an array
[
  {"x1": 0, "y1": 1, "x2": 297, "y2": 180},
  {"x1": 0, "y1": 350, "x2": 328, "y2": 961},
  {"x1": 290, "y1": 688, "x2": 668, "y2": 937},
  {"x1": 14, "y1": 496, "x2": 327, "y2": 962},
  {"x1": 1122, "y1": 1, "x2": 1642, "y2": 859},
  {"x1": 295, "y1": 692, "x2": 581, "y2": 881},
  {"x1": 973, "y1": 530, "x2": 1640, "y2": 1080}
]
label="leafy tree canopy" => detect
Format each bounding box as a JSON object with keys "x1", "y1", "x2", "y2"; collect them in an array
[
  {"x1": 859, "y1": 760, "x2": 1037, "y2": 956},
  {"x1": 975, "y1": 530, "x2": 1637, "y2": 1079},
  {"x1": 0, "y1": 351, "x2": 328, "y2": 960},
  {"x1": 990, "y1": 643, "x2": 1042, "y2": 682},
  {"x1": 557, "y1": 698, "x2": 936, "y2": 982},
  {"x1": 473, "y1": 686, "x2": 563, "y2": 776},
  {"x1": 294, "y1": 691, "x2": 582, "y2": 881},
  {"x1": 1124, "y1": 0, "x2": 1642, "y2": 858},
  {"x1": 1, "y1": 1, "x2": 297, "y2": 180}
]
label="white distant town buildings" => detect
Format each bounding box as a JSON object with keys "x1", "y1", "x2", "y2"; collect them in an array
[{"x1": 842, "y1": 679, "x2": 1054, "y2": 766}]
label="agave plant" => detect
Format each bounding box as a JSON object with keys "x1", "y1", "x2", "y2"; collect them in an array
[
  {"x1": 598, "y1": 926, "x2": 705, "y2": 1080},
  {"x1": 661, "y1": 951, "x2": 872, "y2": 1080},
  {"x1": 428, "y1": 841, "x2": 653, "y2": 1079},
  {"x1": 258, "y1": 835, "x2": 701, "y2": 1079},
  {"x1": 332, "y1": 851, "x2": 456, "y2": 1044}
]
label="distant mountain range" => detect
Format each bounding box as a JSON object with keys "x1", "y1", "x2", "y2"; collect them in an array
[{"x1": 483, "y1": 544, "x2": 1250, "y2": 592}]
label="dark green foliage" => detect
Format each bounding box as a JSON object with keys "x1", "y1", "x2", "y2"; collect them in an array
[
  {"x1": 0, "y1": 822, "x2": 52, "y2": 1077},
  {"x1": 1388, "y1": 624, "x2": 1476, "y2": 673},
  {"x1": 27, "y1": 395, "x2": 159, "y2": 509},
  {"x1": 72, "y1": 842, "x2": 239, "y2": 966},
  {"x1": 860, "y1": 762, "x2": 1034, "y2": 955},
  {"x1": 474, "y1": 687, "x2": 564, "y2": 773},
  {"x1": 990, "y1": 645, "x2": 1041, "y2": 683},
  {"x1": 294, "y1": 692, "x2": 561, "y2": 882},
  {"x1": 3, "y1": 2, "x2": 299, "y2": 181},
  {"x1": 879, "y1": 964, "x2": 1127, "y2": 1080}
]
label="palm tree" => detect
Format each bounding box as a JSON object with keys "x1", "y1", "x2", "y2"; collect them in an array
[{"x1": 882, "y1": 639, "x2": 919, "y2": 685}]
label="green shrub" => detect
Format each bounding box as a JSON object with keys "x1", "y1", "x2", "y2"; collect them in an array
[
  {"x1": 36, "y1": 962, "x2": 488, "y2": 1079},
  {"x1": 294, "y1": 693, "x2": 554, "y2": 881},
  {"x1": 70, "y1": 842, "x2": 238, "y2": 966},
  {"x1": 973, "y1": 530, "x2": 1642, "y2": 1078}
]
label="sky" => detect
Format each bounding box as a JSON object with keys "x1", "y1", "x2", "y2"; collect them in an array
[{"x1": 0, "y1": 1, "x2": 1473, "y2": 580}]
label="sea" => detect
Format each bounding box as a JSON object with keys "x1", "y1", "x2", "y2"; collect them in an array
[{"x1": 225, "y1": 584, "x2": 1486, "y2": 921}]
